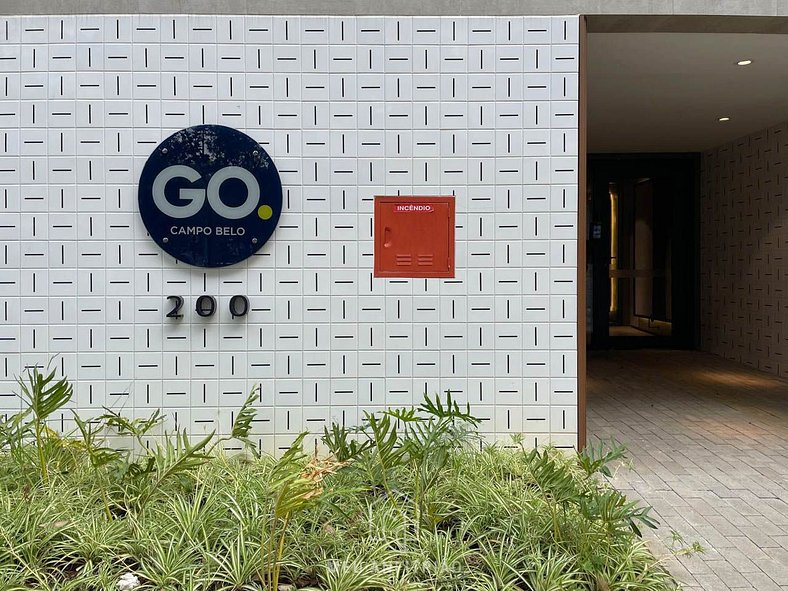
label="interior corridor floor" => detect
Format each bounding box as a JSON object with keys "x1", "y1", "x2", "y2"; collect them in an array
[{"x1": 588, "y1": 349, "x2": 788, "y2": 591}]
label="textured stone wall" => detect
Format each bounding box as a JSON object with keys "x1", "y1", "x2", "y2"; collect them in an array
[{"x1": 700, "y1": 121, "x2": 788, "y2": 377}]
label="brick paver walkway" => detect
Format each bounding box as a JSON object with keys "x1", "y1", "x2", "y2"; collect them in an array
[{"x1": 588, "y1": 349, "x2": 788, "y2": 591}]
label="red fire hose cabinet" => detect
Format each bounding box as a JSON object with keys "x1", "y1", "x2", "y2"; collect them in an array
[{"x1": 373, "y1": 196, "x2": 455, "y2": 278}]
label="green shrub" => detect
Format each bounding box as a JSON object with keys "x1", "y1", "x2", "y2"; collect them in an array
[{"x1": 0, "y1": 370, "x2": 682, "y2": 591}]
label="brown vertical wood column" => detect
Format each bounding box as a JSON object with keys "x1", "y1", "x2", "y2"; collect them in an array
[{"x1": 577, "y1": 16, "x2": 588, "y2": 451}]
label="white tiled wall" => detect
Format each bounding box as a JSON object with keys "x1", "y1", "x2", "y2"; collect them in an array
[{"x1": 0, "y1": 15, "x2": 579, "y2": 453}]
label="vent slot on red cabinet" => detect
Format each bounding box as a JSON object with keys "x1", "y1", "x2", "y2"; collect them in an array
[{"x1": 374, "y1": 196, "x2": 455, "y2": 278}]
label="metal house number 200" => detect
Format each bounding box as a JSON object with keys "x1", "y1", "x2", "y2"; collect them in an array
[{"x1": 165, "y1": 295, "x2": 249, "y2": 319}]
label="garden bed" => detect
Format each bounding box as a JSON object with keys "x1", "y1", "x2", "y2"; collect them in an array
[{"x1": 0, "y1": 369, "x2": 680, "y2": 591}]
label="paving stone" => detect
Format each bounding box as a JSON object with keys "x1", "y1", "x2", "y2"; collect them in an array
[
  {"x1": 705, "y1": 560, "x2": 752, "y2": 586},
  {"x1": 753, "y1": 560, "x2": 788, "y2": 585},
  {"x1": 739, "y1": 571, "x2": 784, "y2": 591},
  {"x1": 764, "y1": 548, "x2": 788, "y2": 567},
  {"x1": 737, "y1": 527, "x2": 782, "y2": 549},
  {"x1": 589, "y1": 350, "x2": 788, "y2": 591},
  {"x1": 715, "y1": 547, "x2": 761, "y2": 572},
  {"x1": 725, "y1": 536, "x2": 772, "y2": 560},
  {"x1": 773, "y1": 536, "x2": 788, "y2": 549},
  {"x1": 693, "y1": 572, "x2": 729, "y2": 590}
]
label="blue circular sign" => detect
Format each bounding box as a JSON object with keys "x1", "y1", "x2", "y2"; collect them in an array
[{"x1": 138, "y1": 125, "x2": 282, "y2": 268}]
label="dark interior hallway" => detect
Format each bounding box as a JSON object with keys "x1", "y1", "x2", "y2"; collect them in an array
[{"x1": 588, "y1": 349, "x2": 788, "y2": 591}]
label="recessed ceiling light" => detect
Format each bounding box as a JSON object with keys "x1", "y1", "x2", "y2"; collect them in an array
[
  {"x1": 737, "y1": 59, "x2": 752, "y2": 66},
  {"x1": 719, "y1": 117, "x2": 730, "y2": 122}
]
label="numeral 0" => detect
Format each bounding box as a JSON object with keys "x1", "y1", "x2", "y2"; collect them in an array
[
  {"x1": 229, "y1": 295, "x2": 249, "y2": 318},
  {"x1": 195, "y1": 295, "x2": 217, "y2": 317}
]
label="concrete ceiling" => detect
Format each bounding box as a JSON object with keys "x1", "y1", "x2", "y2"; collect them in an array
[{"x1": 588, "y1": 33, "x2": 788, "y2": 153}]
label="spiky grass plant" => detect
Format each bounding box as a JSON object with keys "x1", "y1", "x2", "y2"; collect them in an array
[{"x1": 0, "y1": 370, "x2": 688, "y2": 591}]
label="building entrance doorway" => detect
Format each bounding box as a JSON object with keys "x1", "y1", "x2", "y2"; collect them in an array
[
  {"x1": 584, "y1": 22, "x2": 788, "y2": 590},
  {"x1": 587, "y1": 155, "x2": 697, "y2": 350}
]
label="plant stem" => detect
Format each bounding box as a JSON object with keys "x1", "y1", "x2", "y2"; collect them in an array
[
  {"x1": 272, "y1": 513, "x2": 290, "y2": 590},
  {"x1": 263, "y1": 509, "x2": 276, "y2": 590},
  {"x1": 99, "y1": 484, "x2": 113, "y2": 520},
  {"x1": 35, "y1": 422, "x2": 48, "y2": 485}
]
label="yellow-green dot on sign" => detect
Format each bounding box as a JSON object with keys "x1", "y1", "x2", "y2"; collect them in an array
[{"x1": 258, "y1": 205, "x2": 273, "y2": 220}]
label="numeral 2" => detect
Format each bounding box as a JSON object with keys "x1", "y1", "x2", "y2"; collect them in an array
[{"x1": 165, "y1": 295, "x2": 184, "y2": 318}]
